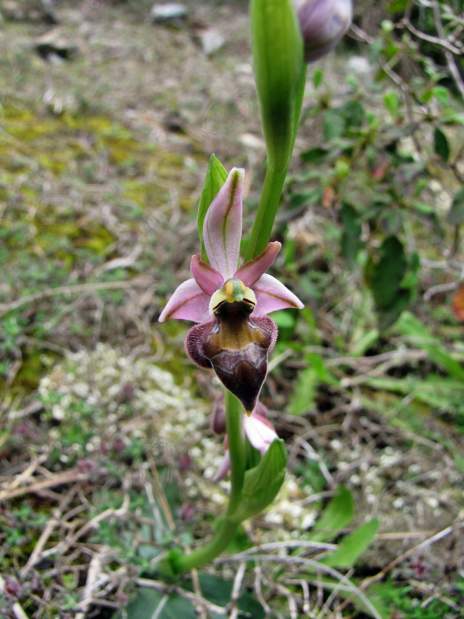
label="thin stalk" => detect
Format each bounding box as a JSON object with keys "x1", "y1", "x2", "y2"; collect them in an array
[
  {"x1": 174, "y1": 391, "x2": 245, "y2": 573},
  {"x1": 246, "y1": 163, "x2": 288, "y2": 260},
  {"x1": 246, "y1": 68, "x2": 306, "y2": 260},
  {"x1": 224, "y1": 390, "x2": 246, "y2": 514}
]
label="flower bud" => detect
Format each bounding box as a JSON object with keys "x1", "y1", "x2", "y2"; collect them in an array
[
  {"x1": 295, "y1": 0, "x2": 352, "y2": 62},
  {"x1": 211, "y1": 397, "x2": 227, "y2": 434}
]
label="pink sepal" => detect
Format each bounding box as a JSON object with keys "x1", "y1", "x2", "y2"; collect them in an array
[
  {"x1": 203, "y1": 168, "x2": 244, "y2": 280},
  {"x1": 158, "y1": 278, "x2": 210, "y2": 323},
  {"x1": 235, "y1": 241, "x2": 281, "y2": 287},
  {"x1": 253, "y1": 274, "x2": 304, "y2": 316},
  {"x1": 191, "y1": 255, "x2": 223, "y2": 295}
]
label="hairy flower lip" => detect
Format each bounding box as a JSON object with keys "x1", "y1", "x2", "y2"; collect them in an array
[{"x1": 186, "y1": 314, "x2": 277, "y2": 413}]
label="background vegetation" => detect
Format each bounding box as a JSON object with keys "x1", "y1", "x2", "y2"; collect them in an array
[{"x1": 0, "y1": 0, "x2": 463, "y2": 617}]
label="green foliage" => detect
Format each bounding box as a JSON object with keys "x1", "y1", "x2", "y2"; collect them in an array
[
  {"x1": 118, "y1": 574, "x2": 265, "y2": 619},
  {"x1": 448, "y1": 188, "x2": 464, "y2": 225},
  {"x1": 340, "y1": 202, "x2": 363, "y2": 265},
  {"x1": 118, "y1": 588, "x2": 197, "y2": 619},
  {"x1": 197, "y1": 154, "x2": 228, "y2": 261},
  {"x1": 309, "y1": 486, "x2": 354, "y2": 542},
  {"x1": 371, "y1": 580, "x2": 464, "y2": 619},
  {"x1": 289, "y1": 352, "x2": 338, "y2": 415},
  {"x1": 365, "y1": 236, "x2": 418, "y2": 329},
  {"x1": 322, "y1": 519, "x2": 379, "y2": 568},
  {"x1": 250, "y1": 0, "x2": 304, "y2": 171},
  {"x1": 234, "y1": 439, "x2": 287, "y2": 521}
]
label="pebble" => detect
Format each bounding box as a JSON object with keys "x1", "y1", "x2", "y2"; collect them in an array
[
  {"x1": 196, "y1": 28, "x2": 225, "y2": 56},
  {"x1": 151, "y1": 3, "x2": 188, "y2": 24}
]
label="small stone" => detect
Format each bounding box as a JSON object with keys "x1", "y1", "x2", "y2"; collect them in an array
[
  {"x1": 34, "y1": 30, "x2": 78, "y2": 61},
  {"x1": 151, "y1": 3, "x2": 188, "y2": 25},
  {"x1": 196, "y1": 28, "x2": 225, "y2": 56}
]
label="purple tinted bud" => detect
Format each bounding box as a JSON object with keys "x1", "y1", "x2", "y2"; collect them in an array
[
  {"x1": 211, "y1": 397, "x2": 227, "y2": 435},
  {"x1": 4, "y1": 577, "x2": 21, "y2": 598},
  {"x1": 295, "y1": 0, "x2": 352, "y2": 62}
]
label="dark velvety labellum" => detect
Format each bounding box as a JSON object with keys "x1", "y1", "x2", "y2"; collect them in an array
[{"x1": 185, "y1": 306, "x2": 278, "y2": 412}]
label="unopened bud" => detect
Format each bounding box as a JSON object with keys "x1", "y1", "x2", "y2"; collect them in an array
[
  {"x1": 295, "y1": 0, "x2": 352, "y2": 62},
  {"x1": 211, "y1": 397, "x2": 227, "y2": 435}
]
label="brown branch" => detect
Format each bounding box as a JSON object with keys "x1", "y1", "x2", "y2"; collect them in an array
[
  {"x1": 0, "y1": 277, "x2": 151, "y2": 317},
  {"x1": 0, "y1": 468, "x2": 91, "y2": 502}
]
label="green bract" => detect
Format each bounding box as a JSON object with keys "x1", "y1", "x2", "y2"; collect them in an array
[
  {"x1": 197, "y1": 154, "x2": 228, "y2": 262},
  {"x1": 233, "y1": 438, "x2": 287, "y2": 521},
  {"x1": 248, "y1": 0, "x2": 305, "y2": 258},
  {"x1": 251, "y1": 0, "x2": 304, "y2": 171}
]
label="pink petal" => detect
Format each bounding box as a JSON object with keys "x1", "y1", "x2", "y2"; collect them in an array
[
  {"x1": 158, "y1": 279, "x2": 210, "y2": 323},
  {"x1": 191, "y1": 255, "x2": 223, "y2": 295},
  {"x1": 244, "y1": 413, "x2": 278, "y2": 454},
  {"x1": 203, "y1": 168, "x2": 244, "y2": 280},
  {"x1": 253, "y1": 274, "x2": 304, "y2": 316},
  {"x1": 235, "y1": 241, "x2": 281, "y2": 287}
]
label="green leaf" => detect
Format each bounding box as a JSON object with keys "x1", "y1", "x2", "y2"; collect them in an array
[
  {"x1": 433, "y1": 127, "x2": 450, "y2": 162},
  {"x1": 251, "y1": 0, "x2": 304, "y2": 170},
  {"x1": 323, "y1": 109, "x2": 345, "y2": 140},
  {"x1": 432, "y1": 86, "x2": 450, "y2": 105},
  {"x1": 365, "y1": 236, "x2": 415, "y2": 329},
  {"x1": 383, "y1": 91, "x2": 400, "y2": 118},
  {"x1": 197, "y1": 154, "x2": 228, "y2": 261},
  {"x1": 313, "y1": 67, "x2": 324, "y2": 88},
  {"x1": 289, "y1": 366, "x2": 318, "y2": 415},
  {"x1": 388, "y1": 0, "x2": 408, "y2": 13},
  {"x1": 322, "y1": 519, "x2": 379, "y2": 568},
  {"x1": 197, "y1": 574, "x2": 265, "y2": 618},
  {"x1": 396, "y1": 312, "x2": 464, "y2": 381},
  {"x1": 309, "y1": 486, "x2": 354, "y2": 542},
  {"x1": 368, "y1": 236, "x2": 407, "y2": 309},
  {"x1": 300, "y1": 147, "x2": 329, "y2": 164},
  {"x1": 234, "y1": 439, "x2": 287, "y2": 521},
  {"x1": 117, "y1": 588, "x2": 197, "y2": 619},
  {"x1": 340, "y1": 203, "x2": 363, "y2": 265},
  {"x1": 448, "y1": 188, "x2": 464, "y2": 225},
  {"x1": 289, "y1": 353, "x2": 339, "y2": 415}
]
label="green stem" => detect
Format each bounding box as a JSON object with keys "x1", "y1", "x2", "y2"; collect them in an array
[
  {"x1": 174, "y1": 391, "x2": 245, "y2": 573},
  {"x1": 224, "y1": 390, "x2": 246, "y2": 514},
  {"x1": 246, "y1": 68, "x2": 306, "y2": 261},
  {"x1": 246, "y1": 163, "x2": 288, "y2": 260}
]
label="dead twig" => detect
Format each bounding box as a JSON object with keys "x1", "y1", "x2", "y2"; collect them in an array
[
  {"x1": 75, "y1": 551, "x2": 110, "y2": 619},
  {"x1": 216, "y1": 553, "x2": 382, "y2": 619},
  {"x1": 0, "y1": 468, "x2": 91, "y2": 502},
  {"x1": 0, "y1": 277, "x2": 151, "y2": 318},
  {"x1": 228, "y1": 561, "x2": 246, "y2": 619},
  {"x1": 22, "y1": 489, "x2": 77, "y2": 576},
  {"x1": 359, "y1": 522, "x2": 461, "y2": 590}
]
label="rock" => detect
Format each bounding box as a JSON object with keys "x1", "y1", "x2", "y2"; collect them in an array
[
  {"x1": 34, "y1": 30, "x2": 78, "y2": 61},
  {"x1": 196, "y1": 28, "x2": 225, "y2": 56},
  {"x1": 346, "y1": 55, "x2": 372, "y2": 77},
  {"x1": 151, "y1": 3, "x2": 188, "y2": 25}
]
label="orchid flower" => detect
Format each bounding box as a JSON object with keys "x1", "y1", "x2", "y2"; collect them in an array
[
  {"x1": 159, "y1": 167, "x2": 303, "y2": 413},
  {"x1": 215, "y1": 401, "x2": 279, "y2": 481}
]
